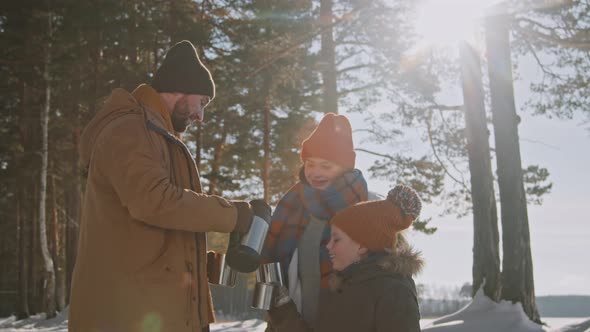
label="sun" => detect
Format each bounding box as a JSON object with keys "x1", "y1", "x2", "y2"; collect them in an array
[{"x1": 414, "y1": 0, "x2": 502, "y2": 47}]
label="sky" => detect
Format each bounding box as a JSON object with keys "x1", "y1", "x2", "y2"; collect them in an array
[
  {"x1": 345, "y1": 0, "x2": 590, "y2": 296},
  {"x1": 350, "y1": 58, "x2": 589, "y2": 296}
]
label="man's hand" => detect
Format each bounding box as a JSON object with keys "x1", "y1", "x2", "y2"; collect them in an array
[{"x1": 232, "y1": 200, "x2": 254, "y2": 234}]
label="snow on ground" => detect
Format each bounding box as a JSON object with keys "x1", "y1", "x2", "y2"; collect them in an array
[
  {"x1": 550, "y1": 318, "x2": 590, "y2": 332},
  {"x1": 421, "y1": 288, "x2": 590, "y2": 332},
  {"x1": 0, "y1": 300, "x2": 588, "y2": 332}
]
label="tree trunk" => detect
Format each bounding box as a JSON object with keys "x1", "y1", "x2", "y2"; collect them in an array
[
  {"x1": 194, "y1": 45, "x2": 206, "y2": 169},
  {"x1": 168, "y1": 0, "x2": 180, "y2": 42},
  {"x1": 51, "y1": 176, "x2": 66, "y2": 311},
  {"x1": 65, "y1": 129, "x2": 81, "y2": 303},
  {"x1": 66, "y1": 42, "x2": 83, "y2": 301},
  {"x1": 459, "y1": 42, "x2": 501, "y2": 301},
  {"x1": 16, "y1": 77, "x2": 32, "y2": 319},
  {"x1": 485, "y1": 15, "x2": 540, "y2": 323},
  {"x1": 320, "y1": 0, "x2": 338, "y2": 114},
  {"x1": 195, "y1": 122, "x2": 203, "y2": 168},
  {"x1": 30, "y1": 182, "x2": 39, "y2": 312},
  {"x1": 17, "y1": 190, "x2": 30, "y2": 319},
  {"x1": 207, "y1": 124, "x2": 228, "y2": 195},
  {"x1": 39, "y1": 10, "x2": 56, "y2": 317},
  {"x1": 92, "y1": 1, "x2": 101, "y2": 114},
  {"x1": 262, "y1": 100, "x2": 271, "y2": 202}
]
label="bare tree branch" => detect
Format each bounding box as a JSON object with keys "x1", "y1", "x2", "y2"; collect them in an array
[
  {"x1": 337, "y1": 63, "x2": 375, "y2": 74},
  {"x1": 426, "y1": 104, "x2": 463, "y2": 111},
  {"x1": 523, "y1": 39, "x2": 559, "y2": 77},
  {"x1": 336, "y1": 49, "x2": 364, "y2": 66},
  {"x1": 425, "y1": 111, "x2": 470, "y2": 192},
  {"x1": 355, "y1": 148, "x2": 394, "y2": 159},
  {"x1": 338, "y1": 81, "x2": 383, "y2": 96},
  {"x1": 515, "y1": 25, "x2": 590, "y2": 50}
]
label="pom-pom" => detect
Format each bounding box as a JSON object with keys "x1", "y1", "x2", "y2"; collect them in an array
[{"x1": 387, "y1": 185, "x2": 422, "y2": 220}]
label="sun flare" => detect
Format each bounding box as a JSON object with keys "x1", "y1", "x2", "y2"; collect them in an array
[{"x1": 414, "y1": 0, "x2": 502, "y2": 47}]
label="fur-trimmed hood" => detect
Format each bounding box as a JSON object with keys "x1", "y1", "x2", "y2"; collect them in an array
[{"x1": 329, "y1": 236, "x2": 423, "y2": 292}]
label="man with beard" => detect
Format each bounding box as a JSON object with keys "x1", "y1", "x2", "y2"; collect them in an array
[{"x1": 69, "y1": 40, "x2": 255, "y2": 332}]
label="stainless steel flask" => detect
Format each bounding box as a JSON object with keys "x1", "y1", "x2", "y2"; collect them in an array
[{"x1": 226, "y1": 199, "x2": 271, "y2": 273}]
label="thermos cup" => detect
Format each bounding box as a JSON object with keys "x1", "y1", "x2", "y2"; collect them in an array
[
  {"x1": 226, "y1": 199, "x2": 271, "y2": 273},
  {"x1": 207, "y1": 252, "x2": 237, "y2": 287},
  {"x1": 251, "y1": 262, "x2": 283, "y2": 310},
  {"x1": 256, "y1": 262, "x2": 283, "y2": 285},
  {"x1": 251, "y1": 282, "x2": 277, "y2": 310}
]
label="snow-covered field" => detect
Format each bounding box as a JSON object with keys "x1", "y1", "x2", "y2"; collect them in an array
[
  {"x1": 419, "y1": 289, "x2": 590, "y2": 332},
  {"x1": 1, "y1": 315, "x2": 587, "y2": 332},
  {"x1": 1, "y1": 290, "x2": 588, "y2": 332}
]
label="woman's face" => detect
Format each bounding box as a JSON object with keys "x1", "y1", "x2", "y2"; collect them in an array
[
  {"x1": 327, "y1": 226, "x2": 366, "y2": 271},
  {"x1": 303, "y1": 157, "x2": 347, "y2": 190}
]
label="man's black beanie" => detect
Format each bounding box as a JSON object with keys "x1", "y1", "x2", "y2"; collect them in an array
[{"x1": 152, "y1": 40, "x2": 215, "y2": 99}]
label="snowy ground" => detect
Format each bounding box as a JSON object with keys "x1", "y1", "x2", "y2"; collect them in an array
[
  {"x1": 419, "y1": 289, "x2": 590, "y2": 332},
  {"x1": 1, "y1": 292, "x2": 588, "y2": 332},
  {"x1": 1, "y1": 316, "x2": 587, "y2": 332}
]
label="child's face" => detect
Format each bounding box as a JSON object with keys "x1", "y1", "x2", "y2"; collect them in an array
[
  {"x1": 327, "y1": 226, "x2": 366, "y2": 271},
  {"x1": 304, "y1": 157, "x2": 347, "y2": 190}
]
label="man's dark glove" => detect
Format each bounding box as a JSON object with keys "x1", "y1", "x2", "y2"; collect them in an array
[{"x1": 232, "y1": 200, "x2": 254, "y2": 235}]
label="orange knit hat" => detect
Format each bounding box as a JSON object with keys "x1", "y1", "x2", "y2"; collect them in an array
[
  {"x1": 300, "y1": 113, "x2": 355, "y2": 168},
  {"x1": 331, "y1": 185, "x2": 422, "y2": 251}
]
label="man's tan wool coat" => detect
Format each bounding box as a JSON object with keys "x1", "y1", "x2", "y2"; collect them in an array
[{"x1": 69, "y1": 85, "x2": 237, "y2": 332}]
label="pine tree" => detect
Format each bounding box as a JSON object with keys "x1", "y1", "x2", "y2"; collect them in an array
[{"x1": 486, "y1": 14, "x2": 540, "y2": 323}]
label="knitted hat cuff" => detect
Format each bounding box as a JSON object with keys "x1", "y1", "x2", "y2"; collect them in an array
[{"x1": 300, "y1": 143, "x2": 356, "y2": 168}]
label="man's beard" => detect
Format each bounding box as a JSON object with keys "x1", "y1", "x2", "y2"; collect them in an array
[{"x1": 170, "y1": 102, "x2": 191, "y2": 133}]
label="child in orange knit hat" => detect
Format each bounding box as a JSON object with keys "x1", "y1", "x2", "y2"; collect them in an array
[
  {"x1": 262, "y1": 113, "x2": 369, "y2": 328},
  {"x1": 268, "y1": 185, "x2": 424, "y2": 332}
]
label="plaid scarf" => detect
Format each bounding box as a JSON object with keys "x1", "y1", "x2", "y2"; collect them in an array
[{"x1": 262, "y1": 169, "x2": 368, "y2": 288}]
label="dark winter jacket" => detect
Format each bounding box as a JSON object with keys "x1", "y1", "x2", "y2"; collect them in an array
[{"x1": 268, "y1": 241, "x2": 424, "y2": 332}]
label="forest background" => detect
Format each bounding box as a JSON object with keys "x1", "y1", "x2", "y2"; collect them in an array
[{"x1": 0, "y1": 0, "x2": 588, "y2": 323}]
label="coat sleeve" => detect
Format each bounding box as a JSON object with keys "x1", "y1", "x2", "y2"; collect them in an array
[
  {"x1": 375, "y1": 282, "x2": 422, "y2": 332},
  {"x1": 95, "y1": 116, "x2": 237, "y2": 233},
  {"x1": 267, "y1": 301, "x2": 312, "y2": 332}
]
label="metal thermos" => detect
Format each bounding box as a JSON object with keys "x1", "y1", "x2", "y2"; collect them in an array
[{"x1": 226, "y1": 199, "x2": 271, "y2": 273}]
